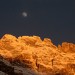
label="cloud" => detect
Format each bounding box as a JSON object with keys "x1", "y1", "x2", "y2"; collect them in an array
[{"x1": 22, "y1": 12, "x2": 27, "y2": 17}]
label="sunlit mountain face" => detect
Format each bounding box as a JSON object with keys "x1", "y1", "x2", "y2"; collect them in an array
[{"x1": 0, "y1": 34, "x2": 75, "y2": 75}]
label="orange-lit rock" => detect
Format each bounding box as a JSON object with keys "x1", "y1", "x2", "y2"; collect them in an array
[
  {"x1": 0, "y1": 34, "x2": 75, "y2": 75},
  {"x1": 58, "y1": 42, "x2": 75, "y2": 53}
]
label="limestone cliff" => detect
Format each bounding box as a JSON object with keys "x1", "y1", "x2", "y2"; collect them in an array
[{"x1": 0, "y1": 34, "x2": 75, "y2": 75}]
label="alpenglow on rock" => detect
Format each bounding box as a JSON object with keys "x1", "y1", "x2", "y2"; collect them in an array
[{"x1": 0, "y1": 34, "x2": 75, "y2": 75}]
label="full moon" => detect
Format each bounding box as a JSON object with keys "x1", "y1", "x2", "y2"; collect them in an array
[{"x1": 22, "y1": 12, "x2": 27, "y2": 17}]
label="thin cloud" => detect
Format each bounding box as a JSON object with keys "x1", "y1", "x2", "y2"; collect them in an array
[{"x1": 22, "y1": 12, "x2": 28, "y2": 17}]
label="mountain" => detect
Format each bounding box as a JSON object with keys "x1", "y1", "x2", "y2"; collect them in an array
[{"x1": 0, "y1": 34, "x2": 75, "y2": 75}]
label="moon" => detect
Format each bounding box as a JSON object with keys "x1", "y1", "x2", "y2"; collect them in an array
[{"x1": 22, "y1": 12, "x2": 28, "y2": 17}]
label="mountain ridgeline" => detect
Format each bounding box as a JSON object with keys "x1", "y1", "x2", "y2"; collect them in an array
[{"x1": 0, "y1": 34, "x2": 75, "y2": 75}]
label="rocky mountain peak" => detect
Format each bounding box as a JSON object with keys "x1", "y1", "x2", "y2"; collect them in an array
[{"x1": 0, "y1": 34, "x2": 75, "y2": 75}]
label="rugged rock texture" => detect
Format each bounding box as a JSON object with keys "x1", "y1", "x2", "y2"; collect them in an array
[
  {"x1": 58, "y1": 42, "x2": 75, "y2": 53},
  {"x1": 0, "y1": 34, "x2": 75, "y2": 75}
]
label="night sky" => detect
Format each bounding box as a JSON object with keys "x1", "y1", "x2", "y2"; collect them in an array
[{"x1": 0, "y1": 0, "x2": 75, "y2": 45}]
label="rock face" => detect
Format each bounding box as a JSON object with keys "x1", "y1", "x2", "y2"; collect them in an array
[
  {"x1": 58, "y1": 42, "x2": 75, "y2": 53},
  {"x1": 0, "y1": 34, "x2": 75, "y2": 75}
]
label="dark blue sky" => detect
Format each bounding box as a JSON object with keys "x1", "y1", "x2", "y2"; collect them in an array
[{"x1": 0, "y1": 0, "x2": 75, "y2": 45}]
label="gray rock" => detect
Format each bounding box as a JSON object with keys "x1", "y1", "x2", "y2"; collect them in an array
[{"x1": 0, "y1": 56, "x2": 39, "y2": 75}]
